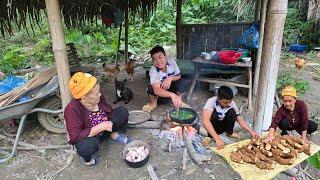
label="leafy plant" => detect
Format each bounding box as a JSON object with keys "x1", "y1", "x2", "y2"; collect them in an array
[
  {"x1": 308, "y1": 152, "x2": 320, "y2": 170},
  {"x1": 0, "y1": 45, "x2": 27, "y2": 73},
  {"x1": 276, "y1": 72, "x2": 309, "y2": 96},
  {"x1": 33, "y1": 37, "x2": 53, "y2": 64}
]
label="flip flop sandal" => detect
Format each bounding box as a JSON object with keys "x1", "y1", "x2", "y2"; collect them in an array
[
  {"x1": 110, "y1": 134, "x2": 132, "y2": 145},
  {"x1": 180, "y1": 101, "x2": 191, "y2": 108},
  {"x1": 227, "y1": 132, "x2": 242, "y2": 139},
  {"x1": 142, "y1": 104, "x2": 156, "y2": 113},
  {"x1": 80, "y1": 154, "x2": 99, "y2": 166}
]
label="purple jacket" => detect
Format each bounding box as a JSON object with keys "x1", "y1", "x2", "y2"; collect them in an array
[
  {"x1": 270, "y1": 100, "x2": 308, "y2": 131},
  {"x1": 64, "y1": 95, "x2": 112, "y2": 144}
]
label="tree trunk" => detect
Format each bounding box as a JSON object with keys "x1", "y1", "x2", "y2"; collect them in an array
[
  {"x1": 176, "y1": 0, "x2": 183, "y2": 59},
  {"x1": 253, "y1": 0, "x2": 288, "y2": 134},
  {"x1": 308, "y1": 0, "x2": 320, "y2": 21}
]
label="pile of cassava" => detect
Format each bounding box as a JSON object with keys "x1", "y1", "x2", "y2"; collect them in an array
[{"x1": 230, "y1": 133, "x2": 311, "y2": 169}]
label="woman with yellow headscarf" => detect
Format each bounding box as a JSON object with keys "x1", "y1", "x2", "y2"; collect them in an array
[
  {"x1": 64, "y1": 72, "x2": 131, "y2": 166},
  {"x1": 264, "y1": 86, "x2": 318, "y2": 144}
]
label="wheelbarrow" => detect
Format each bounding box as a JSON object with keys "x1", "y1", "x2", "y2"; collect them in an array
[{"x1": 0, "y1": 75, "x2": 64, "y2": 163}]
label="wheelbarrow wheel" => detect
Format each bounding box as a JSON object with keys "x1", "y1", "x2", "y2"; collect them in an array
[{"x1": 37, "y1": 96, "x2": 66, "y2": 134}]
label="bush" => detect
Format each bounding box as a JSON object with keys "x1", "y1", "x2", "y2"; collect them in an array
[{"x1": 0, "y1": 45, "x2": 27, "y2": 73}]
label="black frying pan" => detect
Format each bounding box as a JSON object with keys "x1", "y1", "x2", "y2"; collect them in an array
[{"x1": 169, "y1": 108, "x2": 198, "y2": 125}]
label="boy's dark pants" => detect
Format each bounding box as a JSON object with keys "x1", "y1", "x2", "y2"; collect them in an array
[
  {"x1": 146, "y1": 78, "x2": 189, "y2": 103},
  {"x1": 208, "y1": 109, "x2": 237, "y2": 137},
  {"x1": 278, "y1": 119, "x2": 318, "y2": 136},
  {"x1": 75, "y1": 106, "x2": 128, "y2": 162}
]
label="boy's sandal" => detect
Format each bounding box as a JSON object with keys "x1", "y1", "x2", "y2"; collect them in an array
[
  {"x1": 142, "y1": 104, "x2": 156, "y2": 113},
  {"x1": 110, "y1": 134, "x2": 132, "y2": 145},
  {"x1": 227, "y1": 132, "x2": 242, "y2": 139},
  {"x1": 80, "y1": 155, "x2": 99, "y2": 166},
  {"x1": 180, "y1": 101, "x2": 191, "y2": 108}
]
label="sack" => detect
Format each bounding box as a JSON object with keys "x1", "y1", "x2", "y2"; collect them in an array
[{"x1": 239, "y1": 23, "x2": 259, "y2": 49}]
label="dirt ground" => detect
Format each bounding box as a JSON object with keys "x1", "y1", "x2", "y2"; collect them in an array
[{"x1": 0, "y1": 52, "x2": 319, "y2": 180}]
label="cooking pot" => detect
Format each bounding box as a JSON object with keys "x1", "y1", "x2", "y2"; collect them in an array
[{"x1": 169, "y1": 108, "x2": 199, "y2": 125}]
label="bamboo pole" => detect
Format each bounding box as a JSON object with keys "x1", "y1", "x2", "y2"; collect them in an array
[
  {"x1": 124, "y1": 0, "x2": 129, "y2": 63},
  {"x1": 255, "y1": 0, "x2": 262, "y2": 21},
  {"x1": 253, "y1": 0, "x2": 268, "y2": 108},
  {"x1": 115, "y1": 23, "x2": 122, "y2": 65},
  {"x1": 176, "y1": 0, "x2": 183, "y2": 59},
  {"x1": 253, "y1": 0, "x2": 288, "y2": 134},
  {"x1": 45, "y1": 0, "x2": 71, "y2": 109}
]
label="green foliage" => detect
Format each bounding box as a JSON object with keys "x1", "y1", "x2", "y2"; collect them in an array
[
  {"x1": 308, "y1": 152, "x2": 320, "y2": 170},
  {"x1": 283, "y1": 3, "x2": 320, "y2": 48},
  {"x1": 283, "y1": 7, "x2": 303, "y2": 46},
  {"x1": 0, "y1": 45, "x2": 27, "y2": 73},
  {"x1": 182, "y1": 0, "x2": 254, "y2": 23},
  {"x1": 276, "y1": 72, "x2": 309, "y2": 96},
  {"x1": 128, "y1": 3, "x2": 176, "y2": 51},
  {"x1": 300, "y1": 19, "x2": 320, "y2": 47},
  {"x1": 33, "y1": 37, "x2": 53, "y2": 64}
]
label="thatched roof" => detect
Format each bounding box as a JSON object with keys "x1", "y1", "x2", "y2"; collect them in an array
[{"x1": 0, "y1": 0, "x2": 159, "y2": 35}]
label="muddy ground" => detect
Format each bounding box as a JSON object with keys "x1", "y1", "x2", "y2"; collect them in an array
[{"x1": 0, "y1": 51, "x2": 319, "y2": 180}]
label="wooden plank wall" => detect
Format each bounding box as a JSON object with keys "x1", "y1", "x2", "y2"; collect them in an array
[{"x1": 178, "y1": 22, "x2": 252, "y2": 60}]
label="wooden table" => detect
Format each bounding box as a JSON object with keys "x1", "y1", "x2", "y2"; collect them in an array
[{"x1": 187, "y1": 57, "x2": 253, "y2": 110}]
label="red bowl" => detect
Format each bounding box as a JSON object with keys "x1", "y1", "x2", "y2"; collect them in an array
[{"x1": 218, "y1": 50, "x2": 242, "y2": 64}]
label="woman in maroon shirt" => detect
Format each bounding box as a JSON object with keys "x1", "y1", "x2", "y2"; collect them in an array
[
  {"x1": 264, "y1": 86, "x2": 318, "y2": 143},
  {"x1": 64, "y1": 72, "x2": 131, "y2": 166}
]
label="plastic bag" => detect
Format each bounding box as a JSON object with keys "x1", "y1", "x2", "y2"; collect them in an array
[
  {"x1": 239, "y1": 23, "x2": 259, "y2": 49},
  {"x1": 0, "y1": 75, "x2": 27, "y2": 95}
]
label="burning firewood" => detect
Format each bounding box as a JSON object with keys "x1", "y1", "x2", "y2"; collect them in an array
[{"x1": 182, "y1": 128, "x2": 211, "y2": 165}]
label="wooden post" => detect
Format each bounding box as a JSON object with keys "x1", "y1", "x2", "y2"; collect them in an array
[
  {"x1": 45, "y1": 0, "x2": 71, "y2": 109},
  {"x1": 253, "y1": 0, "x2": 268, "y2": 107},
  {"x1": 124, "y1": 0, "x2": 129, "y2": 63},
  {"x1": 115, "y1": 23, "x2": 122, "y2": 65},
  {"x1": 255, "y1": 0, "x2": 262, "y2": 21},
  {"x1": 176, "y1": 0, "x2": 183, "y2": 59},
  {"x1": 253, "y1": 0, "x2": 288, "y2": 134}
]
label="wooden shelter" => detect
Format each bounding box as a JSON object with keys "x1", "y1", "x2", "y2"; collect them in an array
[
  {"x1": 0, "y1": 0, "x2": 158, "y2": 108},
  {"x1": 0, "y1": 0, "x2": 289, "y2": 134}
]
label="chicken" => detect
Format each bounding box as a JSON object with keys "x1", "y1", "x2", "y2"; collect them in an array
[
  {"x1": 102, "y1": 63, "x2": 121, "y2": 78},
  {"x1": 125, "y1": 58, "x2": 136, "y2": 81},
  {"x1": 295, "y1": 58, "x2": 305, "y2": 71}
]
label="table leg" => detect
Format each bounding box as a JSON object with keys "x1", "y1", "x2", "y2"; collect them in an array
[
  {"x1": 187, "y1": 76, "x2": 198, "y2": 100},
  {"x1": 248, "y1": 67, "x2": 252, "y2": 111},
  {"x1": 187, "y1": 62, "x2": 200, "y2": 100}
]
